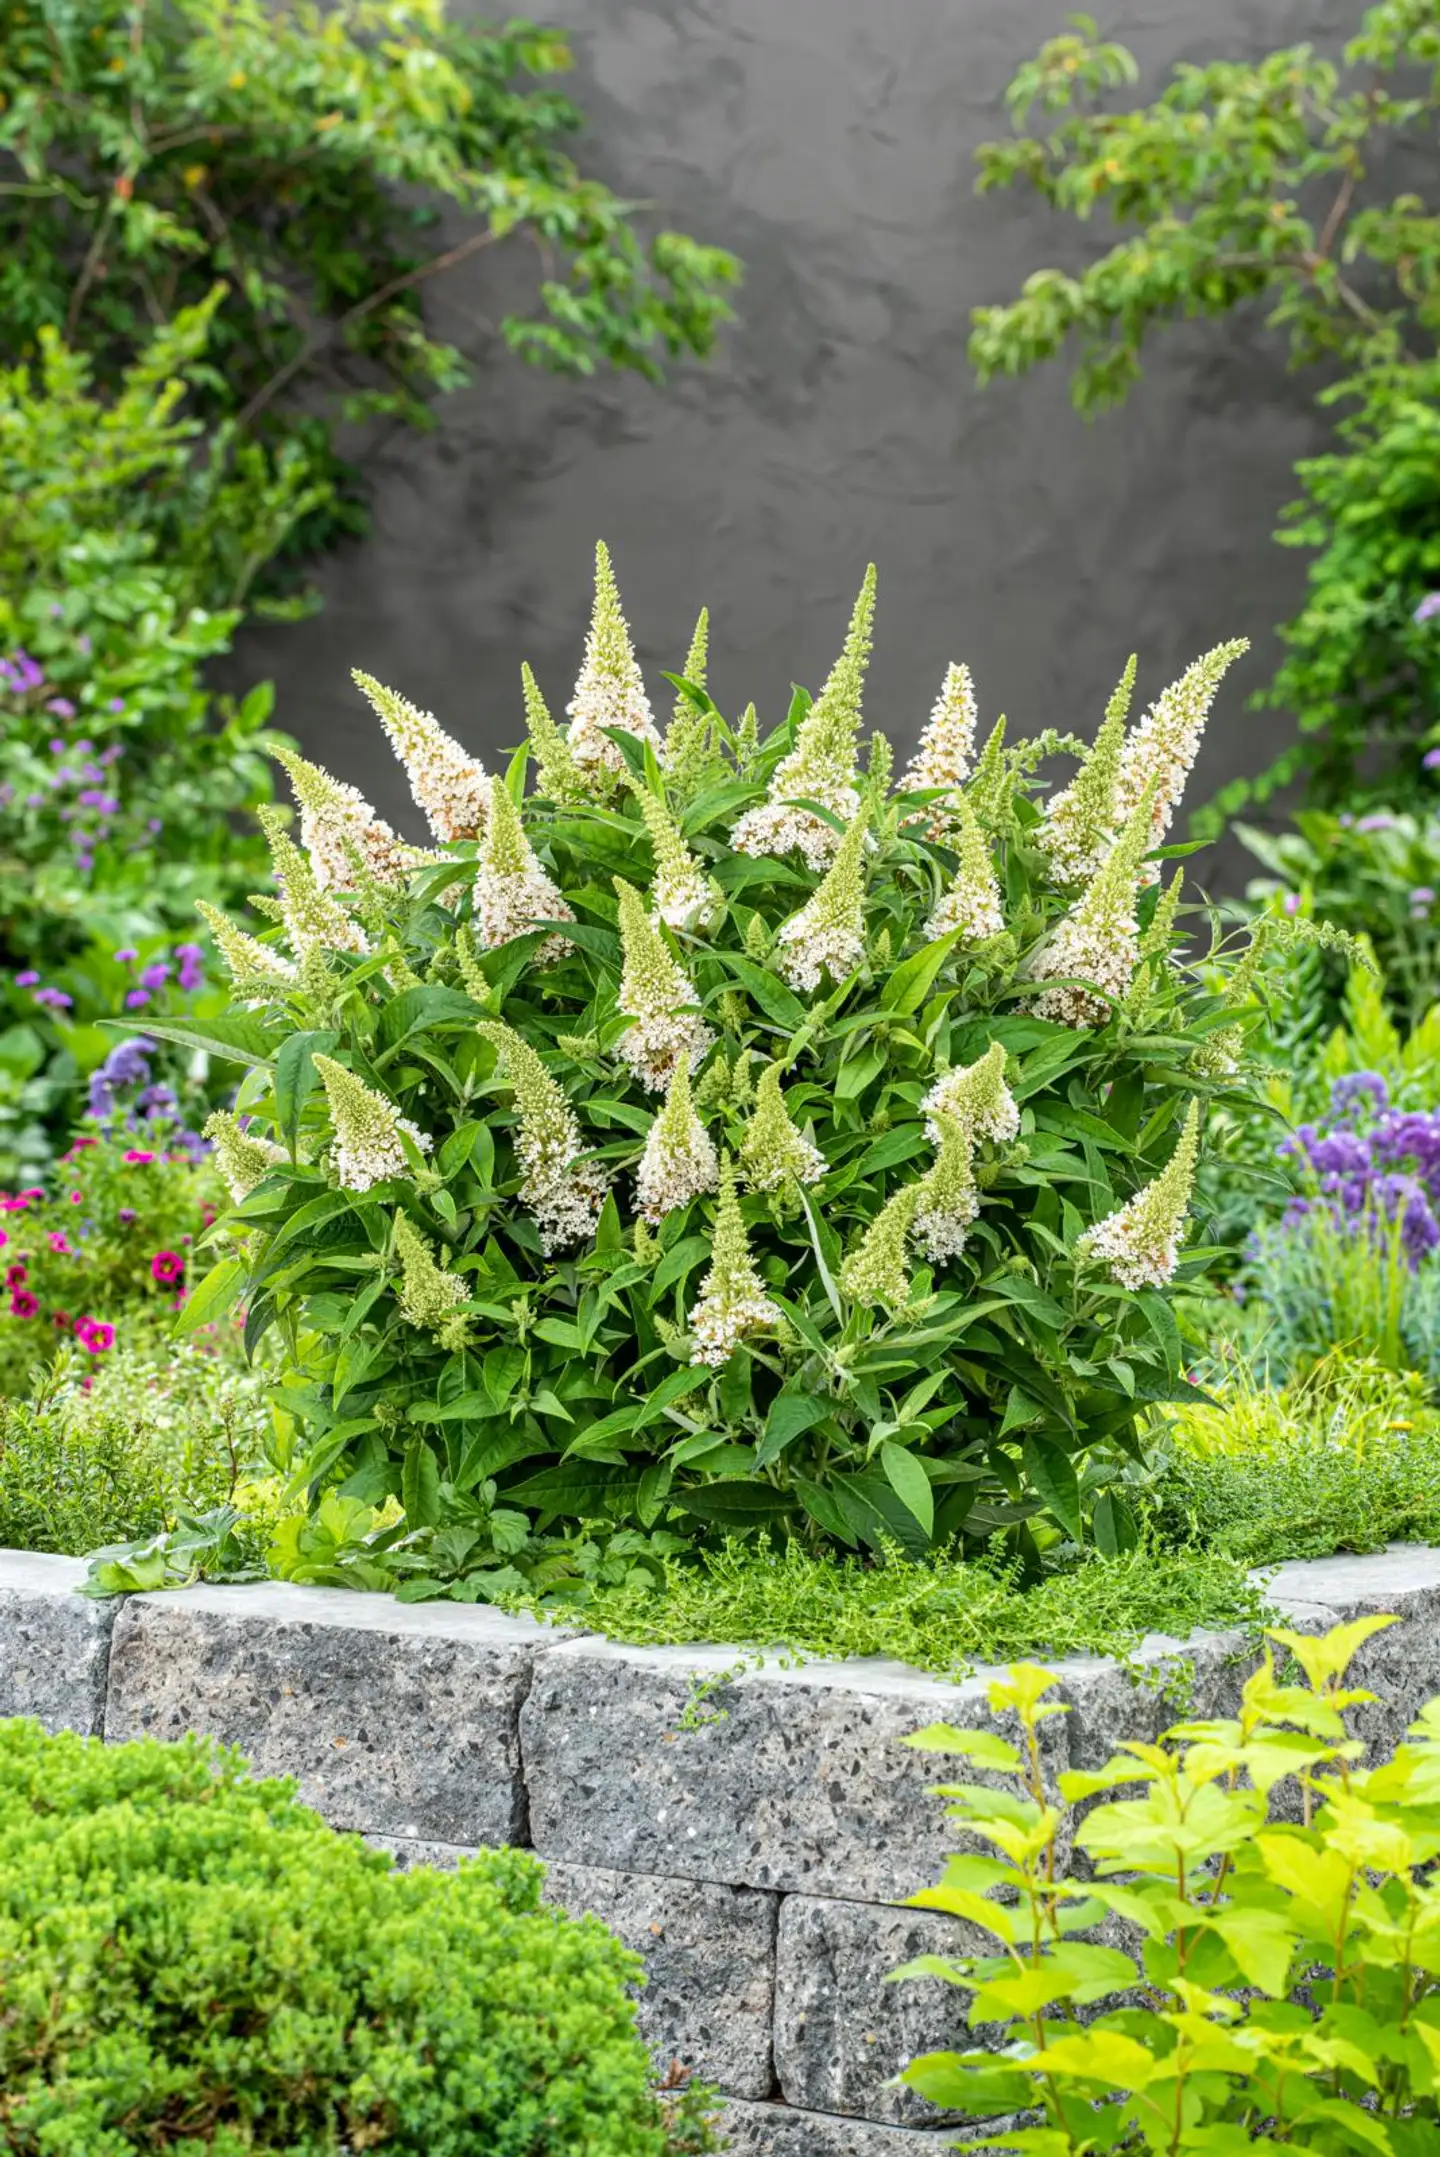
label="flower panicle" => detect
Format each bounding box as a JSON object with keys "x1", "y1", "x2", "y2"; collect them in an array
[
  {"x1": 521, "y1": 662, "x2": 587, "y2": 807},
  {"x1": 203, "y1": 1110, "x2": 287, "y2": 1203},
  {"x1": 840, "y1": 1182, "x2": 917, "y2": 1310},
  {"x1": 730, "y1": 566, "x2": 875, "y2": 867},
  {"x1": 688, "y1": 1154, "x2": 782, "y2": 1365},
  {"x1": 912, "y1": 1109, "x2": 980, "y2": 1263},
  {"x1": 474, "y1": 774, "x2": 574, "y2": 964},
  {"x1": 312, "y1": 1054, "x2": 431, "y2": 1193},
  {"x1": 775, "y1": 811, "x2": 869, "y2": 994},
  {"x1": 1078, "y1": 1099, "x2": 1201, "y2": 1289},
  {"x1": 1114, "y1": 639, "x2": 1249, "y2": 874},
  {"x1": 922, "y1": 1040, "x2": 1019, "y2": 1146},
  {"x1": 566, "y1": 540, "x2": 662, "y2": 796},
  {"x1": 479, "y1": 1019, "x2": 606, "y2": 1251},
  {"x1": 901, "y1": 661, "x2": 979, "y2": 834},
  {"x1": 393, "y1": 1211, "x2": 470, "y2": 1349},
  {"x1": 1029, "y1": 781, "x2": 1158, "y2": 1028},
  {"x1": 740, "y1": 1064, "x2": 826, "y2": 1193},
  {"x1": 633, "y1": 785, "x2": 719, "y2": 931},
  {"x1": 1038, "y1": 653, "x2": 1136, "y2": 886},
  {"x1": 353, "y1": 669, "x2": 490, "y2": 844},
  {"x1": 194, "y1": 899, "x2": 297, "y2": 1003},
  {"x1": 664, "y1": 608, "x2": 715, "y2": 795},
  {"x1": 636, "y1": 1058, "x2": 720, "y2": 1223},
  {"x1": 271, "y1": 744, "x2": 409, "y2": 892},
  {"x1": 257, "y1": 806, "x2": 369, "y2": 959},
  {"x1": 613, "y1": 877, "x2": 714, "y2": 1089},
  {"x1": 925, "y1": 790, "x2": 1004, "y2": 945}
]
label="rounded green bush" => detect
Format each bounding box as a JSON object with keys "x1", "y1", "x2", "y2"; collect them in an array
[{"x1": 0, "y1": 1720, "x2": 705, "y2": 2156}]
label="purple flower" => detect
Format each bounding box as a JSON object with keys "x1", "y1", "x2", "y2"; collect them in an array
[
  {"x1": 175, "y1": 942, "x2": 204, "y2": 993},
  {"x1": 1330, "y1": 1072, "x2": 1389, "y2": 1127},
  {"x1": 74, "y1": 853, "x2": 93, "y2": 873},
  {"x1": 146, "y1": 817, "x2": 162, "y2": 835},
  {"x1": 108, "y1": 698, "x2": 125, "y2": 715},
  {"x1": 45, "y1": 699, "x2": 76, "y2": 720},
  {"x1": 23, "y1": 794, "x2": 43, "y2": 811},
  {"x1": 1426, "y1": 748, "x2": 1440, "y2": 772},
  {"x1": 1414, "y1": 592, "x2": 1440, "y2": 624},
  {"x1": 1357, "y1": 813, "x2": 1397, "y2": 833},
  {"x1": 1283, "y1": 892, "x2": 1301, "y2": 916},
  {"x1": 124, "y1": 989, "x2": 151, "y2": 1010},
  {"x1": 34, "y1": 987, "x2": 72, "y2": 1009},
  {"x1": 113, "y1": 947, "x2": 137, "y2": 964},
  {"x1": 13, "y1": 972, "x2": 38, "y2": 989},
  {"x1": 47, "y1": 739, "x2": 65, "y2": 757},
  {"x1": 1414, "y1": 888, "x2": 1437, "y2": 905},
  {"x1": 138, "y1": 962, "x2": 170, "y2": 993}
]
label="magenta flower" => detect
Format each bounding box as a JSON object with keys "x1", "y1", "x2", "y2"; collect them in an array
[
  {"x1": 117, "y1": 1207, "x2": 136, "y2": 1224},
  {"x1": 9, "y1": 1291, "x2": 38, "y2": 1319},
  {"x1": 47, "y1": 1233, "x2": 69, "y2": 1254},
  {"x1": 75, "y1": 1316, "x2": 114, "y2": 1354},
  {"x1": 5, "y1": 1265, "x2": 26, "y2": 1287},
  {"x1": 124, "y1": 1150, "x2": 156, "y2": 1165},
  {"x1": 150, "y1": 1250, "x2": 184, "y2": 1284}
]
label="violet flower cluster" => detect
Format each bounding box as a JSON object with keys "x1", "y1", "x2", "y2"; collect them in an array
[
  {"x1": 87, "y1": 1036, "x2": 209, "y2": 1162},
  {"x1": 1277, "y1": 1072, "x2": 1440, "y2": 1267}
]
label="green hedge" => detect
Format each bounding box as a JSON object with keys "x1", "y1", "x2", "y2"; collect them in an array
[{"x1": 0, "y1": 1721, "x2": 715, "y2": 2156}]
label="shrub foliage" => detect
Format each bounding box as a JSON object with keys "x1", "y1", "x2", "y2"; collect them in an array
[
  {"x1": 0, "y1": 1719, "x2": 714, "y2": 2154},
  {"x1": 168, "y1": 549, "x2": 1266, "y2": 1589}
]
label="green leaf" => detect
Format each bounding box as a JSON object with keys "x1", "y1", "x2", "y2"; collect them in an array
[
  {"x1": 714, "y1": 952, "x2": 807, "y2": 1029},
  {"x1": 654, "y1": 1235, "x2": 712, "y2": 1296},
  {"x1": 881, "y1": 928, "x2": 962, "y2": 1015},
  {"x1": 173, "y1": 1257, "x2": 245, "y2": 1337},
  {"x1": 1021, "y1": 1435, "x2": 1083, "y2": 1542},
  {"x1": 100, "y1": 1013, "x2": 276, "y2": 1069},
  {"x1": 1092, "y1": 1490, "x2": 1138, "y2": 1556},
  {"x1": 879, "y1": 1441, "x2": 935, "y2": 1535},
  {"x1": 671, "y1": 1480, "x2": 794, "y2": 1525},
  {"x1": 756, "y1": 1389, "x2": 832, "y2": 1469},
  {"x1": 401, "y1": 1437, "x2": 442, "y2": 1529},
  {"x1": 273, "y1": 1029, "x2": 337, "y2": 1151}
]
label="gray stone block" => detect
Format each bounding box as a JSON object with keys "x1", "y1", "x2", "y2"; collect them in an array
[
  {"x1": 372, "y1": 1837, "x2": 777, "y2": 2097},
  {"x1": 543, "y1": 1861, "x2": 776, "y2": 2099},
  {"x1": 521, "y1": 1638, "x2": 1068, "y2": 1901},
  {"x1": 0, "y1": 1547, "x2": 115, "y2": 1735},
  {"x1": 717, "y1": 2096, "x2": 1014, "y2": 2154},
  {"x1": 1258, "y1": 1546, "x2": 1440, "y2": 1757},
  {"x1": 773, "y1": 1896, "x2": 986, "y2": 2126},
  {"x1": 1051, "y1": 1627, "x2": 1253, "y2": 1773},
  {"x1": 104, "y1": 1581, "x2": 557, "y2": 1842}
]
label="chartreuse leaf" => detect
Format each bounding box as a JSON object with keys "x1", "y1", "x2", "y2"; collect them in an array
[{"x1": 173, "y1": 1257, "x2": 245, "y2": 1336}]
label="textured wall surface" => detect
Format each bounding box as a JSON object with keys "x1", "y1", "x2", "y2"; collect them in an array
[{"x1": 235, "y1": 0, "x2": 1359, "y2": 864}]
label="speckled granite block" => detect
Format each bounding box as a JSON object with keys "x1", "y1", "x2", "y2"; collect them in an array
[
  {"x1": 0, "y1": 1547, "x2": 115, "y2": 1734},
  {"x1": 716, "y1": 2096, "x2": 1017, "y2": 2154},
  {"x1": 104, "y1": 1581, "x2": 558, "y2": 1841},
  {"x1": 521, "y1": 1638, "x2": 1069, "y2": 1901}
]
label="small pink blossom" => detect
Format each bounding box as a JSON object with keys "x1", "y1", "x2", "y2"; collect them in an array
[
  {"x1": 150, "y1": 1250, "x2": 184, "y2": 1285},
  {"x1": 9, "y1": 1290, "x2": 38, "y2": 1319},
  {"x1": 124, "y1": 1150, "x2": 155, "y2": 1165}
]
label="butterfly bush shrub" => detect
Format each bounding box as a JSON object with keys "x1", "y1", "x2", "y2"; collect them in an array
[{"x1": 173, "y1": 547, "x2": 1266, "y2": 1590}]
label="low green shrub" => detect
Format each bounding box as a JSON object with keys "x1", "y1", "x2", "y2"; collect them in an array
[
  {"x1": 1153, "y1": 1351, "x2": 1440, "y2": 1566},
  {"x1": 892, "y1": 1621, "x2": 1440, "y2": 2151},
  {"x1": 0, "y1": 1720, "x2": 717, "y2": 2155},
  {"x1": 169, "y1": 546, "x2": 1269, "y2": 1579},
  {"x1": 0, "y1": 1337, "x2": 266, "y2": 1557}
]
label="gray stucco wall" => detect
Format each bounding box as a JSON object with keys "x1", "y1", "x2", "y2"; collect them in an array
[{"x1": 236, "y1": 0, "x2": 1360, "y2": 865}]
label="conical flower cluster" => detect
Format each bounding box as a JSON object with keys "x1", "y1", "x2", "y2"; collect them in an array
[
  {"x1": 1028, "y1": 788, "x2": 1156, "y2": 1027},
  {"x1": 566, "y1": 541, "x2": 662, "y2": 794},
  {"x1": 1113, "y1": 639, "x2": 1249, "y2": 873},
  {"x1": 480, "y1": 1021, "x2": 606, "y2": 1250},
  {"x1": 921, "y1": 1040, "x2": 1020, "y2": 1147},
  {"x1": 393, "y1": 1211, "x2": 470, "y2": 1348},
  {"x1": 1078, "y1": 1100, "x2": 1200, "y2": 1289},
  {"x1": 353, "y1": 670, "x2": 490, "y2": 844},
  {"x1": 775, "y1": 813, "x2": 868, "y2": 994},
  {"x1": 901, "y1": 662, "x2": 978, "y2": 837},
  {"x1": 259, "y1": 808, "x2": 369, "y2": 959},
  {"x1": 614, "y1": 878, "x2": 713, "y2": 1090},
  {"x1": 663, "y1": 609, "x2": 714, "y2": 798},
  {"x1": 473, "y1": 775, "x2": 574, "y2": 964},
  {"x1": 687, "y1": 1156, "x2": 782, "y2": 1366},
  {"x1": 195, "y1": 899, "x2": 297, "y2": 1004},
  {"x1": 202, "y1": 1109, "x2": 287, "y2": 1202},
  {"x1": 740, "y1": 1064, "x2": 826, "y2": 1193},
  {"x1": 272, "y1": 746, "x2": 409, "y2": 891},
  {"x1": 1038, "y1": 655, "x2": 1135, "y2": 886},
  {"x1": 313, "y1": 1054, "x2": 431, "y2": 1192},
  {"x1": 912, "y1": 1110, "x2": 980, "y2": 1262},
  {"x1": 635, "y1": 786, "x2": 718, "y2": 932},
  {"x1": 925, "y1": 791, "x2": 1004, "y2": 944},
  {"x1": 636, "y1": 1059, "x2": 719, "y2": 1223},
  {"x1": 522, "y1": 662, "x2": 586, "y2": 807},
  {"x1": 964, "y1": 715, "x2": 1010, "y2": 830},
  {"x1": 840, "y1": 1183, "x2": 916, "y2": 1310},
  {"x1": 731, "y1": 567, "x2": 876, "y2": 870}
]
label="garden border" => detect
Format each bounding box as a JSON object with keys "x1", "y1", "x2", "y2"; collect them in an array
[{"x1": 4, "y1": 1543, "x2": 1439, "y2": 2152}]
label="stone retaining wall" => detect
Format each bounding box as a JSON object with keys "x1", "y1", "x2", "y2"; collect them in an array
[{"x1": 4, "y1": 1544, "x2": 1440, "y2": 2152}]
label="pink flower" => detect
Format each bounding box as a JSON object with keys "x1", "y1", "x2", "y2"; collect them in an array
[
  {"x1": 150, "y1": 1250, "x2": 184, "y2": 1284},
  {"x1": 48, "y1": 1233, "x2": 69, "y2": 1253},
  {"x1": 9, "y1": 1291, "x2": 38, "y2": 1319},
  {"x1": 5, "y1": 1264, "x2": 26, "y2": 1287},
  {"x1": 74, "y1": 1317, "x2": 115, "y2": 1354},
  {"x1": 52, "y1": 1309, "x2": 70, "y2": 1330},
  {"x1": 68, "y1": 1190, "x2": 82, "y2": 1204},
  {"x1": 124, "y1": 1150, "x2": 155, "y2": 1165}
]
